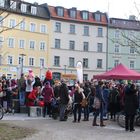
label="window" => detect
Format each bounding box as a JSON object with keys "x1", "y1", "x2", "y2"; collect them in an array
[
  {"x1": 56, "y1": 7, "x2": 64, "y2": 17},
  {"x1": 40, "y1": 25, "x2": 46, "y2": 33},
  {"x1": 95, "y1": 13, "x2": 101, "y2": 21},
  {"x1": 97, "y1": 59, "x2": 102, "y2": 68},
  {"x1": 82, "y1": 11, "x2": 89, "y2": 20},
  {"x1": 21, "y1": 4, "x2": 27, "y2": 13},
  {"x1": 0, "y1": 55, "x2": 2, "y2": 65},
  {"x1": 40, "y1": 42, "x2": 46, "y2": 50},
  {"x1": 98, "y1": 27, "x2": 103, "y2": 37},
  {"x1": 31, "y1": 6, "x2": 37, "y2": 15},
  {"x1": 19, "y1": 40, "x2": 25, "y2": 49},
  {"x1": 115, "y1": 30, "x2": 120, "y2": 38},
  {"x1": 29, "y1": 58, "x2": 34, "y2": 66},
  {"x1": 8, "y1": 38, "x2": 14, "y2": 48},
  {"x1": 55, "y1": 22, "x2": 61, "y2": 32},
  {"x1": 130, "y1": 47, "x2": 135, "y2": 54},
  {"x1": 83, "y1": 26, "x2": 89, "y2": 36},
  {"x1": 69, "y1": 41, "x2": 75, "y2": 50},
  {"x1": 54, "y1": 56, "x2": 60, "y2": 66},
  {"x1": 0, "y1": 36, "x2": 3, "y2": 47},
  {"x1": 70, "y1": 24, "x2": 75, "y2": 34},
  {"x1": 30, "y1": 23, "x2": 36, "y2": 32},
  {"x1": 0, "y1": 16, "x2": 3, "y2": 26},
  {"x1": 70, "y1": 9, "x2": 76, "y2": 18},
  {"x1": 83, "y1": 42, "x2": 89, "y2": 51},
  {"x1": 114, "y1": 60, "x2": 119, "y2": 67},
  {"x1": 10, "y1": 1, "x2": 16, "y2": 9},
  {"x1": 130, "y1": 61, "x2": 135, "y2": 69},
  {"x1": 29, "y1": 41, "x2": 35, "y2": 49},
  {"x1": 83, "y1": 74, "x2": 88, "y2": 81},
  {"x1": 8, "y1": 56, "x2": 13, "y2": 65},
  {"x1": 69, "y1": 57, "x2": 75, "y2": 67},
  {"x1": 83, "y1": 58, "x2": 88, "y2": 68},
  {"x1": 18, "y1": 57, "x2": 22, "y2": 65},
  {"x1": 0, "y1": 0, "x2": 4, "y2": 7},
  {"x1": 9, "y1": 19, "x2": 16, "y2": 28},
  {"x1": 55, "y1": 39, "x2": 60, "y2": 49},
  {"x1": 97, "y1": 43, "x2": 103, "y2": 52},
  {"x1": 114, "y1": 44, "x2": 119, "y2": 53},
  {"x1": 20, "y1": 21, "x2": 25, "y2": 30},
  {"x1": 40, "y1": 58, "x2": 44, "y2": 68}
]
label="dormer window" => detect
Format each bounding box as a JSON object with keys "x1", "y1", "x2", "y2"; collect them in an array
[
  {"x1": 31, "y1": 6, "x2": 37, "y2": 15},
  {"x1": 95, "y1": 13, "x2": 101, "y2": 22},
  {"x1": 21, "y1": 3, "x2": 27, "y2": 13},
  {"x1": 82, "y1": 11, "x2": 89, "y2": 20},
  {"x1": 0, "y1": 0, "x2": 4, "y2": 7},
  {"x1": 69, "y1": 9, "x2": 76, "y2": 18},
  {"x1": 10, "y1": 1, "x2": 16, "y2": 9},
  {"x1": 56, "y1": 7, "x2": 64, "y2": 17}
]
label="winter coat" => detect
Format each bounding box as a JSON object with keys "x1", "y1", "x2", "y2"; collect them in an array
[
  {"x1": 58, "y1": 83, "x2": 69, "y2": 105},
  {"x1": 124, "y1": 87, "x2": 139, "y2": 115},
  {"x1": 73, "y1": 90, "x2": 83, "y2": 104}
]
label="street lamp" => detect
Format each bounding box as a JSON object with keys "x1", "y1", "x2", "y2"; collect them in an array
[{"x1": 19, "y1": 53, "x2": 26, "y2": 75}]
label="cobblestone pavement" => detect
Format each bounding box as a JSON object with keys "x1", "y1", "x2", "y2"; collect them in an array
[{"x1": 1, "y1": 114, "x2": 140, "y2": 140}]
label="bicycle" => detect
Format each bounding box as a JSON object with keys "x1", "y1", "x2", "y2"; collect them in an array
[
  {"x1": 117, "y1": 110, "x2": 140, "y2": 128},
  {"x1": 0, "y1": 104, "x2": 4, "y2": 120}
]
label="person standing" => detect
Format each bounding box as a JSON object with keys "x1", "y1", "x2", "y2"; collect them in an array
[{"x1": 124, "y1": 83, "x2": 139, "y2": 132}]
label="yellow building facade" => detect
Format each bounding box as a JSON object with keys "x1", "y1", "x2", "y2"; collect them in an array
[{"x1": 0, "y1": 1, "x2": 51, "y2": 79}]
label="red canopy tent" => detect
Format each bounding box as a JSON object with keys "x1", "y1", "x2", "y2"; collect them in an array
[{"x1": 94, "y1": 63, "x2": 140, "y2": 80}]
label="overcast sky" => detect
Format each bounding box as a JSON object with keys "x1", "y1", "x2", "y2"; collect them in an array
[{"x1": 27, "y1": 0, "x2": 140, "y2": 19}]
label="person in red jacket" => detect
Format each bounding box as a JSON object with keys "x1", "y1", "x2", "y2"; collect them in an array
[{"x1": 42, "y1": 81, "x2": 54, "y2": 117}]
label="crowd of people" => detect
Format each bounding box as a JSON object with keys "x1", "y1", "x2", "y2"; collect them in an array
[{"x1": 0, "y1": 70, "x2": 140, "y2": 132}]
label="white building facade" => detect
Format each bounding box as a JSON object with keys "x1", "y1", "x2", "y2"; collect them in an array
[{"x1": 48, "y1": 6, "x2": 108, "y2": 80}]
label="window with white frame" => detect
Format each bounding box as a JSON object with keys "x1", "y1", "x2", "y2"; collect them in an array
[
  {"x1": 29, "y1": 58, "x2": 34, "y2": 66},
  {"x1": 69, "y1": 9, "x2": 76, "y2": 18},
  {"x1": 31, "y1": 6, "x2": 37, "y2": 15},
  {"x1": 0, "y1": 36, "x2": 3, "y2": 47},
  {"x1": 20, "y1": 21, "x2": 25, "y2": 30},
  {"x1": 18, "y1": 56, "x2": 22, "y2": 65},
  {"x1": 0, "y1": 0, "x2": 4, "y2": 7},
  {"x1": 29, "y1": 41, "x2": 35, "y2": 49},
  {"x1": 82, "y1": 11, "x2": 89, "y2": 20},
  {"x1": 114, "y1": 60, "x2": 119, "y2": 67},
  {"x1": 83, "y1": 26, "x2": 89, "y2": 36},
  {"x1": 10, "y1": 1, "x2": 16, "y2": 9},
  {"x1": 69, "y1": 57, "x2": 75, "y2": 67},
  {"x1": 70, "y1": 24, "x2": 75, "y2": 34},
  {"x1": 130, "y1": 46, "x2": 135, "y2": 54},
  {"x1": 97, "y1": 59, "x2": 102, "y2": 68},
  {"x1": 95, "y1": 13, "x2": 101, "y2": 21},
  {"x1": 55, "y1": 39, "x2": 60, "y2": 49},
  {"x1": 8, "y1": 56, "x2": 13, "y2": 65},
  {"x1": 0, "y1": 55, "x2": 2, "y2": 65},
  {"x1": 55, "y1": 22, "x2": 61, "y2": 32},
  {"x1": 8, "y1": 38, "x2": 14, "y2": 48},
  {"x1": 0, "y1": 16, "x2": 3, "y2": 26},
  {"x1": 97, "y1": 43, "x2": 103, "y2": 52},
  {"x1": 69, "y1": 40, "x2": 75, "y2": 50},
  {"x1": 97, "y1": 27, "x2": 103, "y2": 37},
  {"x1": 130, "y1": 60, "x2": 135, "y2": 69},
  {"x1": 21, "y1": 3, "x2": 27, "y2": 13},
  {"x1": 56, "y1": 7, "x2": 64, "y2": 17},
  {"x1": 30, "y1": 23, "x2": 36, "y2": 32},
  {"x1": 9, "y1": 19, "x2": 16, "y2": 28},
  {"x1": 54, "y1": 56, "x2": 60, "y2": 66},
  {"x1": 83, "y1": 74, "x2": 88, "y2": 81},
  {"x1": 19, "y1": 39, "x2": 25, "y2": 49},
  {"x1": 83, "y1": 42, "x2": 89, "y2": 51},
  {"x1": 40, "y1": 58, "x2": 44, "y2": 68},
  {"x1": 83, "y1": 58, "x2": 88, "y2": 68},
  {"x1": 40, "y1": 42, "x2": 46, "y2": 50},
  {"x1": 114, "y1": 44, "x2": 119, "y2": 53},
  {"x1": 40, "y1": 24, "x2": 46, "y2": 33},
  {"x1": 115, "y1": 30, "x2": 119, "y2": 38}
]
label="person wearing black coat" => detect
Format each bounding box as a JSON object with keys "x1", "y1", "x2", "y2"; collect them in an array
[{"x1": 124, "y1": 83, "x2": 139, "y2": 132}]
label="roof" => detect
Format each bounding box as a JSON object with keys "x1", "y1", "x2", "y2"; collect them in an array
[{"x1": 48, "y1": 6, "x2": 108, "y2": 26}]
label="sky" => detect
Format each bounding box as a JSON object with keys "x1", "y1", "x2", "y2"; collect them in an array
[{"x1": 27, "y1": 0, "x2": 140, "y2": 19}]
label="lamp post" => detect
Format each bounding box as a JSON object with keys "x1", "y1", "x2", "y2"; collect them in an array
[{"x1": 19, "y1": 53, "x2": 26, "y2": 75}]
